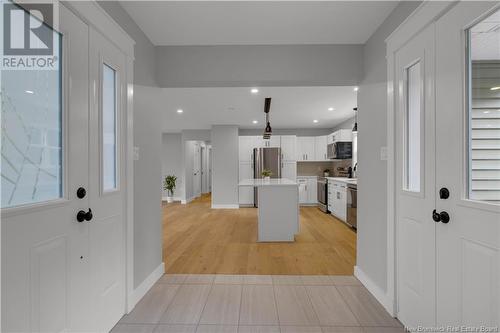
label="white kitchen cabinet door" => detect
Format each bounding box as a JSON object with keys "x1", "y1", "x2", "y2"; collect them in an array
[
  {"x1": 265, "y1": 135, "x2": 281, "y2": 148},
  {"x1": 314, "y1": 136, "x2": 328, "y2": 161},
  {"x1": 239, "y1": 162, "x2": 254, "y2": 205},
  {"x1": 280, "y1": 135, "x2": 297, "y2": 161},
  {"x1": 297, "y1": 178, "x2": 308, "y2": 203},
  {"x1": 281, "y1": 161, "x2": 297, "y2": 181},
  {"x1": 297, "y1": 137, "x2": 315, "y2": 161},
  {"x1": 239, "y1": 136, "x2": 254, "y2": 162},
  {"x1": 307, "y1": 178, "x2": 318, "y2": 203}
]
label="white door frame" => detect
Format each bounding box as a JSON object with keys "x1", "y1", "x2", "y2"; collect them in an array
[{"x1": 385, "y1": 1, "x2": 457, "y2": 317}]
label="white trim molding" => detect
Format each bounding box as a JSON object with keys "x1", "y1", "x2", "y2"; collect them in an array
[
  {"x1": 128, "y1": 262, "x2": 165, "y2": 313},
  {"x1": 211, "y1": 204, "x2": 239, "y2": 209},
  {"x1": 162, "y1": 196, "x2": 182, "y2": 202},
  {"x1": 354, "y1": 266, "x2": 395, "y2": 317}
]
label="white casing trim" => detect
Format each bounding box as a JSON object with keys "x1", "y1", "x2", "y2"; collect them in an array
[
  {"x1": 354, "y1": 265, "x2": 395, "y2": 317},
  {"x1": 127, "y1": 262, "x2": 165, "y2": 313},
  {"x1": 211, "y1": 204, "x2": 239, "y2": 209},
  {"x1": 181, "y1": 196, "x2": 196, "y2": 205}
]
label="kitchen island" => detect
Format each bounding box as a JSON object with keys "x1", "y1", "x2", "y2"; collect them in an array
[{"x1": 238, "y1": 178, "x2": 299, "y2": 242}]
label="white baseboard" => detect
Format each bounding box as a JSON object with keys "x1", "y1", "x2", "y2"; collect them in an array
[
  {"x1": 354, "y1": 265, "x2": 395, "y2": 316},
  {"x1": 128, "y1": 262, "x2": 165, "y2": 313},
  {"x1": 181, "y1": 196, "x2": 195, "y2": 205},
  {"x1": 211, "y1": 204, "x2": 239, "y2": 209},
  {"x1": 162, "y1": 196, "x2": 181, "y2": 202}
]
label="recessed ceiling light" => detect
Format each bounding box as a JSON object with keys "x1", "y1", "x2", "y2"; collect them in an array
[
  {"x1": 484, "y1": 111, "x2": 491, "y2": 114},
  {"x1": 25, "y1": 90, "x2": 34, "y2": 94},
  {"x1": 328, "y1": 107, "x2": 335, "y2": 111},
  {"x1": 490, "y1": 86, "x2": 500, "y2": 91},
  {"x1": 354, "y1": 87, "x2": 359, "y2": 92},
  {"x1": 176, "y1": 109, "x2": 183, "y2": 114},
  {"x1": 252, "y1": 120, "x2": 258, "y2": 124},
  {"x1": 313, "y1": 119, "x2": 319, "y2": 123},
  {"x1": 251, "y1": 88, "x2": 259, "y2": 94}
]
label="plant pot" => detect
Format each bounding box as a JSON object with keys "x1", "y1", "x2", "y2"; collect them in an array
[
  {"x1": 264, "y1": 176, "x2": 271, "y2": 181},
  {"x1": 166, "y1": 196, "x2": 173, "y2": 203}
]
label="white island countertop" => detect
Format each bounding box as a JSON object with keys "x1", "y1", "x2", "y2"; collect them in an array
[{"x1": 239, "y1": 178, "x2": 297, "y2": 187}]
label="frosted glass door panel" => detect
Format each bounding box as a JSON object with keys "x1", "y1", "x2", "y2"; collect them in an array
[
  {"x1": 405, "y1": 61, "x2": 422, "y2": 192},
  {"x1": 1, "y1": 33, "x2": 62, "y2": 208},
  {"x1": 102, "y1": 64, "x2": 117, "y2": 191}
]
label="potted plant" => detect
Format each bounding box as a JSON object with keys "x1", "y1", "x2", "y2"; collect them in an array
[
  {"x1": 261, "y1": 169, "x2": 273, "y2": 181},
  {"x1": 163, "y1": 175, "x2": 177, "y2": 203}
]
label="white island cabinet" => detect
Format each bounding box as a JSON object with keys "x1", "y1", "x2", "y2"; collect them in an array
[{"x1": 238, "y1": 178, "x2": 299, "y2": 242}]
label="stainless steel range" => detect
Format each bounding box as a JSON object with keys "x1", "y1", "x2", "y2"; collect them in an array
[{"x1": 317, "y1": 177, "x2": 328, "y2": 213}]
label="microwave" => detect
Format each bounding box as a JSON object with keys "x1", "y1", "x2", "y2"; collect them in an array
[{"x1": 327, "y1": 142, "x2": 352, "y2": 159}]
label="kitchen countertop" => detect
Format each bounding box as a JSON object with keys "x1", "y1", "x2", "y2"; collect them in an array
[
  {"x1": 239, "y1": 178, "x2": 298, "y2": 187},
  {"x1": 296, "y1": 175, "x2": 318, "y2": 178},
  {"x1": 326, "y1": 177, "x2": 357, "y2": 186}
]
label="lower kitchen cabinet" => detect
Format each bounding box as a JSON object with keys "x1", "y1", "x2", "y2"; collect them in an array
[
  {"x1": 297, "y1": 176, "x2": 317, "y2": 205},
  {"x1": 329, "y1": 181, "x2": 347, "y2": 221},
  {"x1": 239, "y1": 162, "x2": 254, "y2": 205}
]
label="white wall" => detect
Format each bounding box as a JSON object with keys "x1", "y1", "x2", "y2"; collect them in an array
[
  {"x1": 155, "y1": 44, "x2": 363, "y2": 87},
  {"x1": 211, "y1": 125, "x2": 239, "y2": 208},
  {"x1": 133, "y1": 85, "x2": 163, "y2": 288},
  {"x1": 356, "y1": 1, "x2": 421, "y2": 292},
  {"x1": 162, "y1": 133, "x2": 183, "y2": 200}
]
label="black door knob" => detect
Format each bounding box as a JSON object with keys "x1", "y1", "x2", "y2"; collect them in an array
[
  {"x1": 76, "y1": 187, "x2": 86, "y2": 199},
  {"x1": 77, "y1": 208, "x2": 93, "y2": 222},
  {"x1": 439, "y1": 187, "x2": 450, "y2": 199},
  {"x1": 432, "y1": 209, "x2": 450, "y2": 223}
]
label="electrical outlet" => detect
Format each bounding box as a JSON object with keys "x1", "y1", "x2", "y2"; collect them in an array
[
  {"x1": 380, "y1": 146, "x2": 388, "y2": 161},
  {"x1": 133, "y1": 146, "x2": 140, "y2": 161}
]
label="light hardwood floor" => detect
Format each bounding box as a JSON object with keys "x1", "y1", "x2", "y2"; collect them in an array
[{"x1": 163, "y1": 194, "x2": 357, "y2": 275}]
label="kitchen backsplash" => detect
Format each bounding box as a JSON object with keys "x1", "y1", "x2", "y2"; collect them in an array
[{"x1": 297, "y1": 160, "x2": 353, "y2": 177}]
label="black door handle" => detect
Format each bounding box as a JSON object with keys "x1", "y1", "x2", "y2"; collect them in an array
[
  {"x1": 77, "y1": 208, "x2": 93, "y2": 222},
  {"x1": 432, "y1": 209, "x2": 450, "y2": 223},
  {"x1": 76, "y1": 187, "x2": 86, "y2": 199}
]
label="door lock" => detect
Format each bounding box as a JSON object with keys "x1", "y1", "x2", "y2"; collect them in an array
[
  {"x1": 432, "y1": 209, "x2": 450, "y2": 224},
  {"x1": 77, "y1": 208, "x2": 93, "y2": 222},
  {"x1": 76, "y1": 187, "x2": 86, "y2": 199},
  {"x1": 439, "y1": 187, "x2": 450, "y2": 199}
]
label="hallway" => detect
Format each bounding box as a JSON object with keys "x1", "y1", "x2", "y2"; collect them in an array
[
  {"x1": 162, "y1": 194, "x2": 357, "y2": 275},
  {"x1": 113, "y1": 273, "x2": 403, "y2": 333}
]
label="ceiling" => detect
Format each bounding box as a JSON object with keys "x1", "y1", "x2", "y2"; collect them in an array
[
  {"x1": 158, "y1": 86, "x2": 358, "y2": 132},
  {"x1": 471, "y1": 9, "x2": 500, "y2": 60},
  {"x1": 120, "y1": 1, "x2": 398, "y2": 46}
]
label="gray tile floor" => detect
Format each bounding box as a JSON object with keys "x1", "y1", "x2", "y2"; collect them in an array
[{"x1": 112, "y1": 275, "x2": 405, "y2": 333}]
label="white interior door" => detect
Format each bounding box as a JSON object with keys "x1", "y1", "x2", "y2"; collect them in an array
[
  {"x1": 394, "y1": 24, "x2": 437, "y2": 327},
  {"x1": 435, "y1": 3, "x2": 500, "y2": 326},
  {"x1": 193, "y1": 143, "x2": 201, "y2": 197},
  {"x1": 1, "y1": 5, "x2": 92, "y2": 332},
  {"x1": 89, "y1": 27, "x2": 127, "y2": 332}
]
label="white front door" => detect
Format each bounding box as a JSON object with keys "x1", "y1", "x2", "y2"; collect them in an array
[
  {"x1": 435, "y1": 3, "x2": 500, "y2": 327},
  {"x1": 1, "y1": 4, "x2": 126, "y2": 332},
  {"x1": 394, "y1": 2, "x2": 500, "y2": 329},
  {"x1": 394, "y1": 23, "x2": 437, "y2": 328},
  {"x1": 89, "y1": 27, "x2": 127, "y2": 332}
]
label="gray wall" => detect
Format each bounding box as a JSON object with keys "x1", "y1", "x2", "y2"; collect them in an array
[
  {"x1": 98, "y1": 1, "x2": 156, "y2": 86},
  {"x1": 211, "y1": 125, "x2": 239, "y2": 207},
  {"x1": 133, "y1": 85, "x2": 163, "y2": 288},
  {"x1": 156, "y1": 45, "x2": 363, "y2": 87},
  {"x1": 357, "y1": 1, "x2": 421, "y2": 292},
  {"x1": 162, "y1": 133, "x2": 183, "y2": 199}
]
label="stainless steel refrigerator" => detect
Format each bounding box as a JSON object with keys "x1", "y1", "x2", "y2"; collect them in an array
[{"x1": 253, "y1": 147, "x2": 282, "y2": 207}]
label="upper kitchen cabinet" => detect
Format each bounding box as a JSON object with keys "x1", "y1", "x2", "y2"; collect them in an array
[
  {"x1": 239, "y1": 136, "x2": 255, "y2": 162},
  {"x1": 328, "y1": 129, "x2": 353, "y2": 144},
  {"x1": 265, "y1": 136, "x2": 281, "y2": 148},
  {"x1": 281, "y1": 161, "x2": 297, "y2": 181},
  {"x1": 314, "y1": 136, "x2": 328, "y2": 161},
  {"x1": 297, "y1": 136, "x2": 315, "y2": 161},
  {"x1": 280, "y1": 135, "x2": 297, "y2": 161}
]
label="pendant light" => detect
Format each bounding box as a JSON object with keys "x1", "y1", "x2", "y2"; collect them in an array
[
  {"x1": 263, "y1": 98, "x2": 272, "y2": 139},
  {"x1": 352, "y1": 107, "x2": 358, "y2": 133}
]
